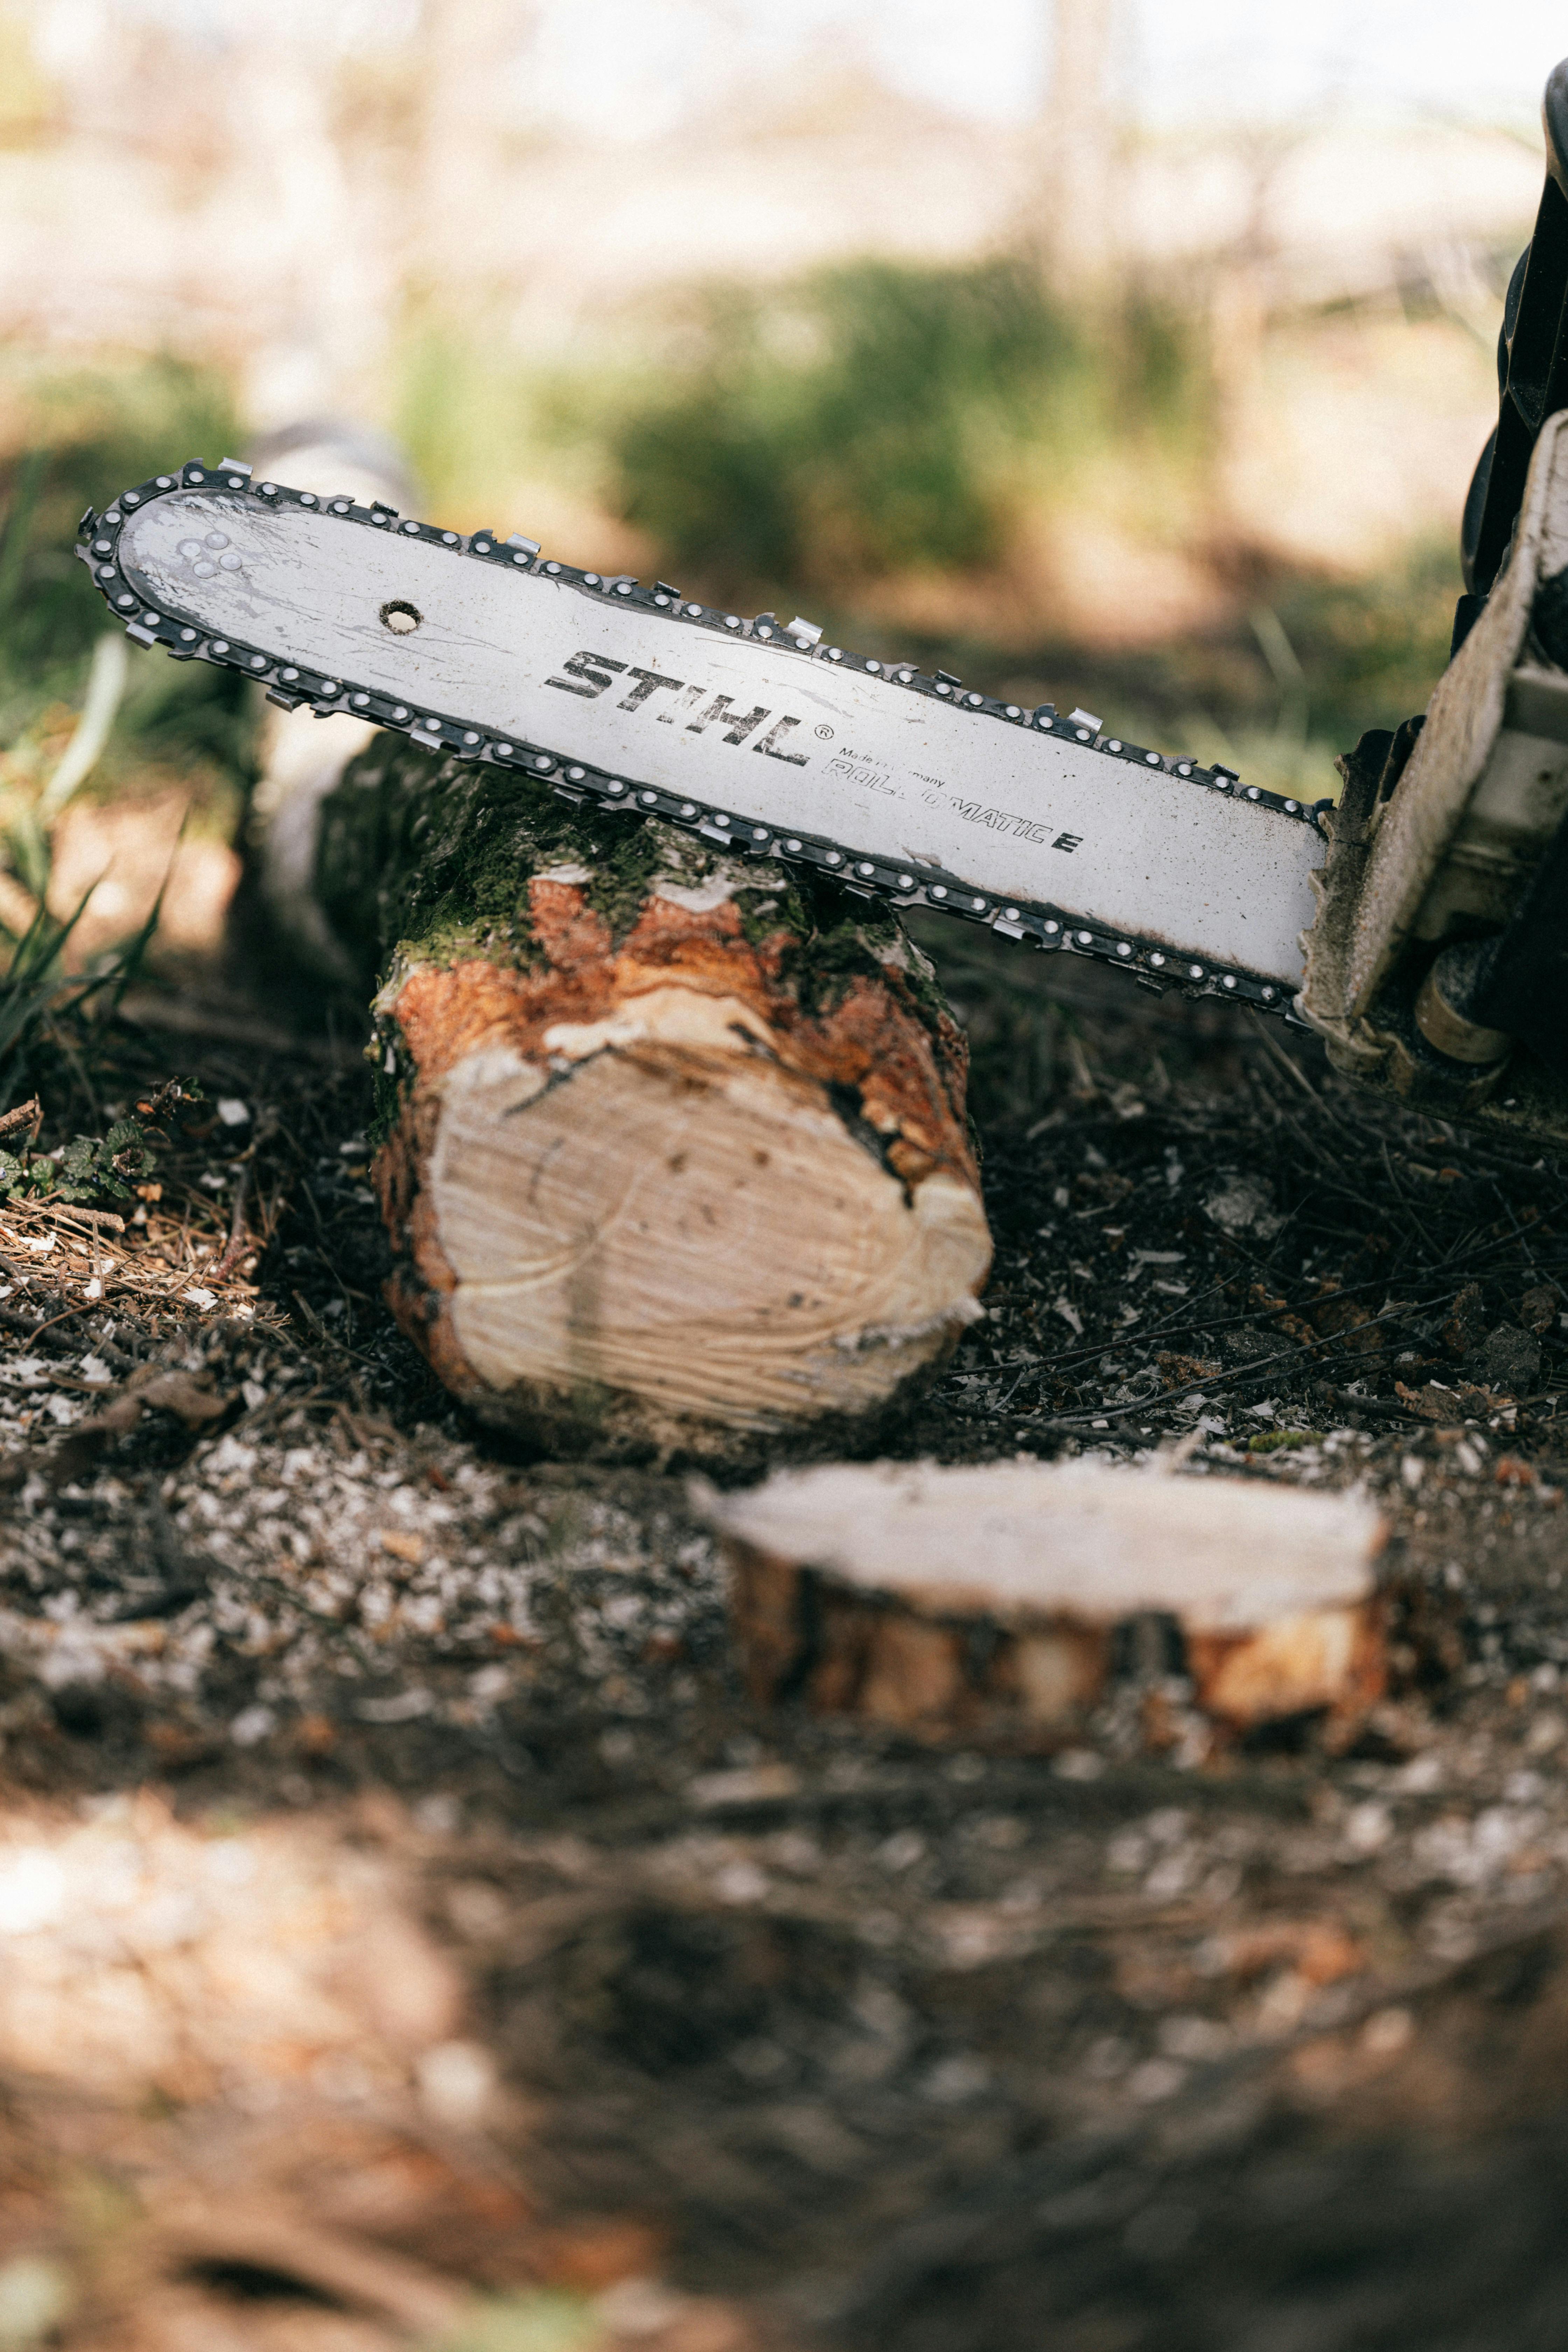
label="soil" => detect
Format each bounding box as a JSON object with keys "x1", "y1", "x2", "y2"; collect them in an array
[{"x1": 1, "y1": 938, "x2": 1566, "y2": 2351}]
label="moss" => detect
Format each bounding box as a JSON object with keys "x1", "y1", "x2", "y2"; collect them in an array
[
  {"x1": 785, "y1": 894, "x2": 909, "y2": 1019},
  {"x1": 366, "y1": 1059, "x2": 401, "y2": 1152},
  {"x1": 313, "y1": 741, "x2": 956, "y2": 1064},
  {"x1": 580, "y1": 815, "x2": 665, "y2": 937},
  {"x1": 316, "y1": 744, "x2": 698, "y2": 986},
  {"x1": 733, "y1": 874, "x2": 812, "y2": 948},
  {"x1": 889, "y1": 930, "x2": 955, "y2": 1041}
]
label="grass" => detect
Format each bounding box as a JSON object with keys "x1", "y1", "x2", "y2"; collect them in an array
[
  {"x1": 387, "y1": 259, "x2": 1461, "y2": 806},
  {"x1": 0, "y1": 355, "x2": 253, "y2": 804},
  {"x1": 0, "y1": 360, "x2": 256, "y2": 1116},
  {"x1": 610, "y1": 259, "x2": 1213, "y2": 600}
]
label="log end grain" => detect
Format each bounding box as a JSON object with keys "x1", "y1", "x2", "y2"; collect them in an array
[
  {"x1": 371, "y1": 854, "x2": 992, "y2": 1461},
  {"x1": 701, "y1": 1458, "x2": 1388, "y2": 1747}
]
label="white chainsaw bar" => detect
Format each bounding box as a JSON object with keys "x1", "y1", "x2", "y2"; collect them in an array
[{"x1": 81, "y1": 462, "x2": 1328, "y2": 1010}]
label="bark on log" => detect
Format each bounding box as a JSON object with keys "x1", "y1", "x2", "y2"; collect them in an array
[
  {"x1": 288, "y1": 735, "x2": 991, "y2": 1458},
  {"x1": 702, "y1": 1459, "x2": 1387, "y2": 1747}
]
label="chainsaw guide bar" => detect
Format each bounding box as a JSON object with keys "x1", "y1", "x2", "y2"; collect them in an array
[{"x1": 79, "y1": 460, "x2": 1329, "y2": 1018}]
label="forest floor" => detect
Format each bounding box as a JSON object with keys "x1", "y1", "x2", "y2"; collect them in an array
[{"x1": 0, "y1": 940, "x2": 1566, "y2": 2351}]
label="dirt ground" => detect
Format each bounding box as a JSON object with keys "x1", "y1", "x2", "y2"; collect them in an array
[{"x1": 1, "y1": 937, "x2": 1567, "y2": 2351}]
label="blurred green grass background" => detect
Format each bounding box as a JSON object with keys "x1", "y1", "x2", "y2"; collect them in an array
[
  {"x1": 0, "y1": 356, "x2": 250, "y2": 822},
  {"x1": 0, "y1": 259, "x2": 1469, "y2": 883}
]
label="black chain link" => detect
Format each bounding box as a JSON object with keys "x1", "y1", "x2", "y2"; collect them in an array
[{"x1": 80, "y1": 464, "x2": 1325, "y2": 1021}]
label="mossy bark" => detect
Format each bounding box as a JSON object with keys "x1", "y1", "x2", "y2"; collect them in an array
[{"x1": 304, "y1": 736, "x2": 992, "y2": 1462}]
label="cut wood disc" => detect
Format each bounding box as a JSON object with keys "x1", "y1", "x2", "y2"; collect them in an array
[{"x1": 701, "y1": 1458, "x2": 1387, "y2": 1745}]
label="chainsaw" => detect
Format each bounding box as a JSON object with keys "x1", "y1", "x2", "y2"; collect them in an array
[{"x1": 74, "y1": 68, "x2": 1568, "y2": 1149}]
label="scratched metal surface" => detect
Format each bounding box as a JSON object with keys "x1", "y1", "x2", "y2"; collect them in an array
[{"x1": 117, "y1": 489, "x2": 1324, "y2": 987}]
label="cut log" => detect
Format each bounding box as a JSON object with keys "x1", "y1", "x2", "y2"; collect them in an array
[
  {"x1": 278, "y1": 734, "x2": 990, "y2": 1457},
  {"x1": 700, "y1": 1459, "x2": 1387, "y2": 1746}
]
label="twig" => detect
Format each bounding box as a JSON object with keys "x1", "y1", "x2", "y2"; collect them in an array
[
  {"x1": 206, "y1": 1157, "x2": 255, "y2": 1282},
  {"x1": 1043, "y1": 1289, "x2": 1468, "y2": 1431},
  {"x1": 0, "y1": 1098, "x2": 42, "y2": 1143},
  {"x1": 5, "y1": 1197, "x2": 126, "y2": 1235},
  {"x1": 1246, "y1": 1011, "x2": 1328, "y2": 1111},
  {"x1": 25, "y1": 1299, "x2": 102, "y2": 1340}
]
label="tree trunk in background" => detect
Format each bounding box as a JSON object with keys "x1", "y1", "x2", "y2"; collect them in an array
[
  {"x1": 295, "y1": 737, "x2": 992, "y2": 1463},
  {"x1": 1036, "y1": 0, "x2": 1122, "y2": 298}
]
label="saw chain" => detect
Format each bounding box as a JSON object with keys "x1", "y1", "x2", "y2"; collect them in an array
[{"x1": 76, "y1": 460, "x2": 1327, "y2": 1022}]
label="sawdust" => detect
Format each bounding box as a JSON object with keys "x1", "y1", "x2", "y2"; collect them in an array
[{"x1": 0, "y1": 958, "x2": 1566, "y2": 2346}]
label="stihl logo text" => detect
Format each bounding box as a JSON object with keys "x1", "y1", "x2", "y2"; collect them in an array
[{"x1": 547, "y1": 651, "x2": 808, "y2": 765}]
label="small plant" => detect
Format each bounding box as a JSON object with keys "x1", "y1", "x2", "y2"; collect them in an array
[
  {"x1": 0, "y1": 868, "x2": 167, "y2": 1112},
  {"x1": 0, "y1": 1117, "x2": 150, "y2": 1204},
  {"x1": 0, "y1": 1078, "x2": 202, "y2": 1205}
]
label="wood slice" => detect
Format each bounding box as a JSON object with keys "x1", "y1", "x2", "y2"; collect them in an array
[
  {"x1": 273, "y1": 735, "x2": 991, "y2": 1460},
  {"x1": 700, "y1": 1459, "x2": 1387, "y2": 1745}
]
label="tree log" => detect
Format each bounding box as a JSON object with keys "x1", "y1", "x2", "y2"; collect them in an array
[
  {"x1": 289, "y1": 736, "x2": 991, "y2": 1457},
  {"x1": 702, "y1": 1460, "x2": 1387, "y2": 1747}
]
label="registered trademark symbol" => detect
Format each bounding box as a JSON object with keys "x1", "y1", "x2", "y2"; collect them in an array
[{"x1": 815, "y1": 723, "x2": 834, "y2": 740}]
